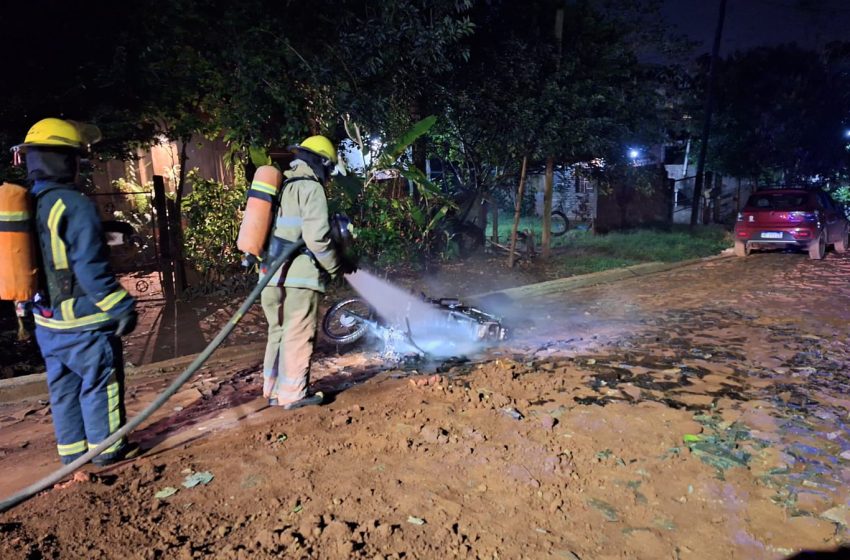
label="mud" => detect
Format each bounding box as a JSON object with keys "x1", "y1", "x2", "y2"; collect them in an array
[{"x1": 3, "y1": 251, "x2": 850, "y2": 558}]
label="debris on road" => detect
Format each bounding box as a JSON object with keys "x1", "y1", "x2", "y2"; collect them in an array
[
  {"x1": 181, "y1": 471, "x2": 214, "y2": 488},
  {"x1": 154, "y1": 487, "x2": 178, "y2": 499}
]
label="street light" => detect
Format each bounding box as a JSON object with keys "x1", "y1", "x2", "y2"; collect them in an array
[{"x1": 628, "y1": 149, "x2": 640, "y2": 160}]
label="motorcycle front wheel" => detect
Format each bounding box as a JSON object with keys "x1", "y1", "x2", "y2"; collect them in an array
[{"x1": 321, "y1": 298, "x2": 374, "y2": 345}]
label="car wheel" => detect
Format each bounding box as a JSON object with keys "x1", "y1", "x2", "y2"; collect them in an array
[
  {"x1": 835, "y1": 228, "x2": 848, "y2": 254},
  {"x1": 734, "y1": 240, "x2": 749, "y2": 257},
  {"x1": 809, "y1": 234, "x2": 826, "y2": 260}
]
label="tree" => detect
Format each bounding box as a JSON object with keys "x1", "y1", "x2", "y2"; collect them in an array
[
  {"x1": 0, "y1": 1, "x2": 477, "y2": 284},
  {"x1": 431, "y1": 0, "x2": 674, "y2": 258},
  {"x1": 707, "y1": 43, "x2": 850, "y2": 186}
]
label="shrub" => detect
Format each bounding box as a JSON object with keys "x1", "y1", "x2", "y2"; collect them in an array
[{"x1": 182, "y1": 167, "x2": 247, "y2": 285}]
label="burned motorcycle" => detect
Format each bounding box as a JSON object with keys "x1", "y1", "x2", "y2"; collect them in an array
[{"x1": 321, "y1": 294, "x2": 508, "y2": 357}]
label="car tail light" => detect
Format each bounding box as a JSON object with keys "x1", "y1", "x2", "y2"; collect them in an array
[
  {"x1": 792, "y1": 230, "x2": 812, "y2": 239},
  {"x1": 736, "y1": 231, "x2": 749, "y2": 238},
  {"x1": 778, "y1": 212, "x2": 814, "y2": 222}
]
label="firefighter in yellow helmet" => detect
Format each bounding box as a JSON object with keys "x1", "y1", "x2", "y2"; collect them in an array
[
  {"x1": 12, "y1": 118, "x2": 139, "y2": 466},
  {"x1": 260, "y1": 135, "x2": 349, "y2": 408}
]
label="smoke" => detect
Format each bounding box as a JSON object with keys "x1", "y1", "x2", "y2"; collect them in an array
[{"x1": 344, "y1": 270, "x2": 490, "y2": 359}]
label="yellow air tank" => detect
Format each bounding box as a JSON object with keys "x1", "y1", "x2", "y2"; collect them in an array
[
  {"x1": 237, "y1": 165, "x2": 284, "y2": 259},
  {"x1": 0, "y1": 182, "x2": 37, "y2": 301}
]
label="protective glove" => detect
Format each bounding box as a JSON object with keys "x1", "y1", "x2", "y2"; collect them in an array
[
  {"x1": 338, "y1": 257, "x2": 358, "y2": 276},
  {"x1": 114, "y1": 309, "x2": 138, "y2": 337}
]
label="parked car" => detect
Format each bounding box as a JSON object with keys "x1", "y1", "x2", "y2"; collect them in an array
[{"x1": 734, "y1": 189, "x2": 849, "y2": 260}]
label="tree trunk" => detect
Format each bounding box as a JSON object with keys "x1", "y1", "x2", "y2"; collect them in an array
[
  {"x1": 508, "y1": 156, "x2": 528, "y2": 268},
  {"x1": 690, "y1": 0, "x2": 727, "y2": 227},
  {"x1": 541, "y1": 156, "x2": 554, "y2": 259},
  {"x1": 477, "y1": 194, "x2": 489, "y2": 235},
  {"x1": 736, "y1": 177, "x2": 742, "y2": 211},
  {"x1": 491, "y1": 197, "x2": 499, "y2": 244}
]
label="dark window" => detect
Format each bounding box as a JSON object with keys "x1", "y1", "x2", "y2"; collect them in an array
[
  {"x1": 575, "y1": 175, "x2": 593, "y2": 193},
  {"x1": 746, "y1": 193, "x2": 807, "y2": 209}
]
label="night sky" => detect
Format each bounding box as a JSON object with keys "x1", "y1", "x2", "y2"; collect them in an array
[{"x1": 662, "y1": 0, "x2": 850, "y2": 54}]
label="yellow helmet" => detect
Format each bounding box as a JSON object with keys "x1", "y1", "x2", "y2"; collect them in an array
[
  {"x1": 12, "y1": 118, "x2": 101, "y2": 153},
  {"x1": 292, "y1": 135, "x2": 337, "y2": 163}
]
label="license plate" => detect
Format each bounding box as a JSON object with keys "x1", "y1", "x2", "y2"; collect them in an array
[{"x1": 760, "y1": 232, "x2": 783, "y2": 239}]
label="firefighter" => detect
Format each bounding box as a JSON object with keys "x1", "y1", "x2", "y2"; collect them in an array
[
  {"x1": 12, "y1": 118, "x2": 139, "y2": 466},
  {"x1": 260, "y1": 135, "x2": 343, "y2": 408}
]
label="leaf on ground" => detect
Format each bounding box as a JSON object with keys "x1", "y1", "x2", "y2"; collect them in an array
[
  {"x1": 155, "y1": 487, "x2": 179, "y2": 499},
  {"x1": 653, "y1": 517, "x2": 676, "y2": 531},
  {"x1": 587, "y1": 498, "x2": 619, "y2": 521},
  {"x1": 182, "y1": 471, "x2": 214, "y2": 488}
]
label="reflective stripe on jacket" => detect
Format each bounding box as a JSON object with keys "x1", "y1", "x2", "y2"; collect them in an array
[
  {"x1": 269, "y1": 160, "x2": 340, "y2": 292},
  {"x1": 32, "y1": 181, "x2": 135, "y2": 332}
]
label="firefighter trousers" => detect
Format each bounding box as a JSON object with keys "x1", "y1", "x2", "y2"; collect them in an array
[
  {"x1": 34, "y1": 328, "x2": 128, "y2": 464},
  {"x1": 261, "y1": 285, "x2": 319, "y2": 405}
]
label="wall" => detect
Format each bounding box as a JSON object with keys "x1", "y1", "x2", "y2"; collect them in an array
[
  {"x1": 667, "y1": 165, "x2": 756, "y2": 225},
  {"x1": 595, "y1": 165, "x2": 672, "y2": 232},
  {"x1": 91, "y1": 134, "x2": 234, "y2": 196},
  {"x1": 530, "y1": 166, "x2": 598, "y2": 220}
]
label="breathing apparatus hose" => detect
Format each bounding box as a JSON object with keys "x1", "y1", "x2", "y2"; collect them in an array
[{"x1": 0, "y1": 239, "x2": 306, "y2": 514}]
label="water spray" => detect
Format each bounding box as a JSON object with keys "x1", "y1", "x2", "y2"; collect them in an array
[{"x1": 326, "y1": 270, "x2": 509, "y2": 362}]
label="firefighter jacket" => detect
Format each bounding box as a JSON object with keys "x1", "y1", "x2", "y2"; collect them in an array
[
  {"x1": 31, "y1": 180, "x2": 135, "y2": 332},
  {"x1": 266, "y1": 160, "x2": 340, "y2": 292}
]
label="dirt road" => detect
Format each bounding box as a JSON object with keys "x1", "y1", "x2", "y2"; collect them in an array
[{"x1": 3, "y1": 250, "x2": 850, "y2": 559}]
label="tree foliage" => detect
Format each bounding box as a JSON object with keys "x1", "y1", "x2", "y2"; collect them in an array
[
  {"x1": 706, "y1": 43, "x2": 850, "y2": 185},
  {"x1": 181, "y1": 169, "x2": 248, "y2": 282},
  {"x1": 429, "y1": 0, "x2": 674, "y2": 213}
]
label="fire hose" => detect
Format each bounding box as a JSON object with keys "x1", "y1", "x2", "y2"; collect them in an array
[{"x1": 0, "y1": 239, "x2": 306, "y2": 513}]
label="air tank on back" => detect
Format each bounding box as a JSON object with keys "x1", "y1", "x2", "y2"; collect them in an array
[
  {"x1": 237, "y1": 165, "x2": 284, "y2": 260},
  {"x1": 0, "y1": 182, "x2": 37, "y2": 301}
]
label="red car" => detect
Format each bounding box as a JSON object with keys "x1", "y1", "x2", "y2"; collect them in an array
[{"x1": 734, "y1": 189, "x2": 849, "y2": 259}]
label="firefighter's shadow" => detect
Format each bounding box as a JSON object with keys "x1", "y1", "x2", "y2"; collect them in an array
[{"x1": 132, "y1": 384, "x2": 260, "y2": 456}]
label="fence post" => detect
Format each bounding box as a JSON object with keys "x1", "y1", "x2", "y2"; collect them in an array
[
  {"x1": 153, "y1": 175, "x2": 175, "y2": 299},
  {"x1": 166, "y1": 198, "x2": 187, "y2": 294}
]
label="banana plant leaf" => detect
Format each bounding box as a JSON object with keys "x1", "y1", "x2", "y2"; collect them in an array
[{"x1": 387, "y1": 116, "x2": 438, "y2": 161}]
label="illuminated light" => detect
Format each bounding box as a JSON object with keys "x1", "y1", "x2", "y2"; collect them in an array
[
  {"x1": 628, "y1": 149, "x2": 639, "y2": 159},
  {"x1": 736, "y1": 231, "x2": 749, "y2": 238}
]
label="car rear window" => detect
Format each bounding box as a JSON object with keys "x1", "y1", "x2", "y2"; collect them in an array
[{"x1": 746, "y1": 193, "x2": 809, "y2": 209}]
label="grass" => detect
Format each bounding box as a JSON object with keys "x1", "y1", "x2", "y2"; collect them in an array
[
  {"x1": 568, "y1": 225, "x2": 732, "y2": 262},
  {"x1": 491, "y1": 216, "x2": 732, "y2": 277},
  {"x1": 495, "y1": 216, "x2": 586, "y2": 248}
]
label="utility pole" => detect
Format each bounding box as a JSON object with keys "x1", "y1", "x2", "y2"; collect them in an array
[{"x1": 690, "y1": 0, "x2": 727, "y2": 227}]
